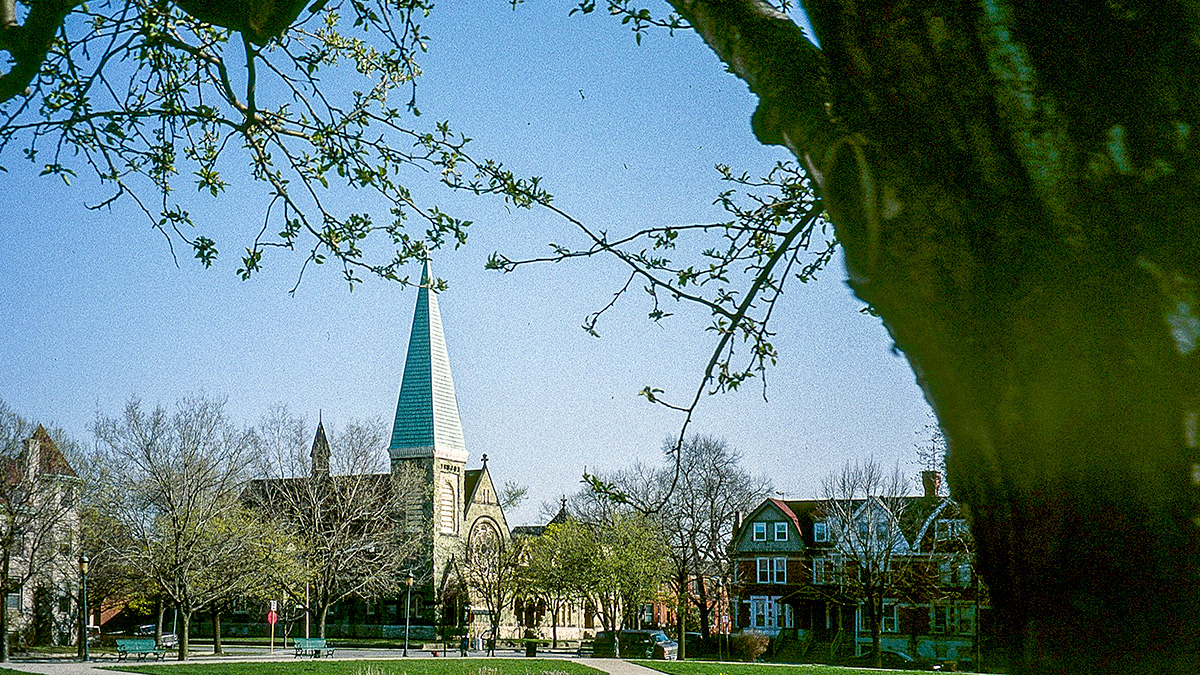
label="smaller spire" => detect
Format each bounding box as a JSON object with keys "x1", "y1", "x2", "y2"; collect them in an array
[{"x1": 311, "y1": 417, "x2": 331, "y2": 477}]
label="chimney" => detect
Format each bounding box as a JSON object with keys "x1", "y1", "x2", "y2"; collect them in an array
[
  {"x1": 734, "y1": 511, "x2": 744, "y2": 533},
  {"x1": 921, "y1": 470, "x2": 943, "y2": 498},
  {"x1": 23, "y1": 434, "x2": 41, "y2": 482}
]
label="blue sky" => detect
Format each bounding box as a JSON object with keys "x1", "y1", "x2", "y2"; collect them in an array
[{"x1": 0, "y1": 1, "x2": 931, "y2": 524}]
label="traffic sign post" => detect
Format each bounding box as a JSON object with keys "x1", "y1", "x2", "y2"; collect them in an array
[{"x1": 268, "y1": 602, "x2": 278, "y2": 654}]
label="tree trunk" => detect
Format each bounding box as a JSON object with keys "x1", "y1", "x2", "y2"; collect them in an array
[
  {"x1": 551, "y1": 604, "x2": 557, "y2": 649},
  {"x1": 211, "y1": 608, "x2": 222, "y2": 655},
  {"x1": 177, "y1": 611, "x2": 190, "y2": 661},
  {"x1": 1, "y1": 582, "x2": 9, "y2": 662},
  {"x1": 317, "y1": 605, "x2": 329, "y2": 639},
  {"x1": 676, "y1": 571, "x2": 687, "y2": 660},
  {"x1": 696, "y1": 577, "x2": 711, "y2": 639},
  {"x1": 671, "y1": 1, "x2": 1200, "y2": 672},
  {"x1": 155, "y1": 599, "x2": 164, "y2": 645}
]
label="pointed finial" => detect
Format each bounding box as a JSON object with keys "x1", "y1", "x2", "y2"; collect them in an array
[
  {"x1": 421, "y1": 258, "x2": 433, "y2": 288},
  {"x1": 561, "y1": 495, "x2": 567, "y2": 510},
  {"x1": 481, "y1": 453, "x2": 488, "y2": 468}
]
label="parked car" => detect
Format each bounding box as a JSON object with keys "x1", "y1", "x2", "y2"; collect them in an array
[
  {"x1": 134, "y1": 624, "x2": 178, "y2": 649},
  {"x1": 848, "y1": 649, "x2": 917, "y2": 669},
  {"x1": 592, "y1": 630, "x2": 678, "y2": 660}
]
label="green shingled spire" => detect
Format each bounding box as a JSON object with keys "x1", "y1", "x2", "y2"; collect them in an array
[{"x1": 389, "y1": 261, "x2": 468, "y2": 463}]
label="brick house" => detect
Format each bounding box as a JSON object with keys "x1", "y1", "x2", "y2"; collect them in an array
[{"x1": 729, "y1": 472, "x2": 989, "y2": 664}]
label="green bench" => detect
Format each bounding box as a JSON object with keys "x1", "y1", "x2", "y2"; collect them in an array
[
  {"x1": 116, "y1": 637, "x2": 166, "y2": 661},
  {"x1": 293, "y1": 637, "x2": 334, "y2": 658}
]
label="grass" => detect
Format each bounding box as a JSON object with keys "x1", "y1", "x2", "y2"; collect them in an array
[
  {"x1": 636, "y1": 661, "x2": 931, "y2": 675},
  {"x1": 105, "y1": 659, "x2": 603, "y2": 675}
]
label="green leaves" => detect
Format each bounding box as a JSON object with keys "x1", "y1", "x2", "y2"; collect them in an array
[{"x1": 1, "y1": 0, "x2": 527, "y2": 288}]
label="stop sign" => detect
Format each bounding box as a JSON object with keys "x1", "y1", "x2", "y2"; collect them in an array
[{"x1": 267, "y1": 610, "x2": 278, "y2": 626}]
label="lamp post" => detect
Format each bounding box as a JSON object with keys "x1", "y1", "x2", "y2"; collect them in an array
[
  {"x1": 78, "y1": 554, "x2": 89, "y2": 662},
  {"x1": 403, "y1": 571, "x2": 414, "y2": 657}
]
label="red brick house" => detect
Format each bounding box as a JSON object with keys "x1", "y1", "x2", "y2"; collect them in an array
[{"x1": 729, "y1": 473, "x2": 989, "y2": 664}]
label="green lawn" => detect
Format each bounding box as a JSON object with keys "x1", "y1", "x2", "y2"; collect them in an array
[
  {"x1": 636, "y1": 661, "x2": 930, "y2": 675},
  {"x1": 106, "y1": 659, "x2": 602, "y2": 675}
]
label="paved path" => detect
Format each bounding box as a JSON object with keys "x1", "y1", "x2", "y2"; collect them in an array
[{"x1": 0, "y1": 651, "x2": 670, "y2": 675}]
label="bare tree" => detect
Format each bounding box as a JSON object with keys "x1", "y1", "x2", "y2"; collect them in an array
[
  {"x1": 95, "y1": 395, "x2": 274, "y2": 660},
  {"x1": 246, "y1": 406, "x2": 427, "y2": 638},
  {"x1": 0, "y1": 401, "x2": 80, "y2": 660},
  {"x1": 820, "y1": 459, "x2": 910, "y2": 668},
  {"x1": 458, "y1": 520, "x2": 521, "y2": 653},
  {"x1": 609, "y1": 435, "x2": 771, "y2": 656}
]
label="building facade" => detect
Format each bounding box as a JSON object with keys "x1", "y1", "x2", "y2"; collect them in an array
[
  {"x1": 2, "y1": 426, "x2": 82, "y2": 647},
  {"x1": 730, "y1": 474, "x2": 989, "y2": 665}
]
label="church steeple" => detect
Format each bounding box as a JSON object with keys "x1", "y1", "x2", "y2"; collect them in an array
[
  {"x1": 389, "y1": 260, "x2": 468, "y2": 464},
  {"x1": 311, "y1": 412, "x2": 330, "y2": 476}
]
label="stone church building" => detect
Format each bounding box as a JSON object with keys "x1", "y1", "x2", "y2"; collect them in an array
[{"x1": 386, "y1": 260, "x2": 511, "y2": 637}]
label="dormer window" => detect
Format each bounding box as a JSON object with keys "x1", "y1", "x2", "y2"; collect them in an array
[
  {"x1": 774, "y1": 522, "x2": 788, "y2": 541},
  {"x1": 813, "y1": 521, "x2": 828, "y2": 543},
  {"x1": 936, "y1": 519, "x2": 968, "y2": 541},
  {"x1": 753, "y1": 522, "x2": 767, "y2": 541}
]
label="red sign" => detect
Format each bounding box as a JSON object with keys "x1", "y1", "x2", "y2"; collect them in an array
[{"x1": 267, "y1": 610, "x2": 278, "y2": 626}]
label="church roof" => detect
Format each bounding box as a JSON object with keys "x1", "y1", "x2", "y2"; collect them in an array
[{"x1": 389, "y1": 261, "x2": 467, "y2": 463}]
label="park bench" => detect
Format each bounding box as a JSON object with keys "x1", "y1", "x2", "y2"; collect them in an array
[
  {"x1": 115, "y1": 637, "x2": 166, "y2": 661},
  {"x1": 293, "y1": 637, "x2": 334, "y2": 658}
]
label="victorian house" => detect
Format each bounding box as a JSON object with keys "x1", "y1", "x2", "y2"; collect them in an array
[
  {"x1": 1, "y1": 426, "x2": 81, "y2": 647},
  {"x1": 729, "y1": 472, "x2": 989, "y2": 664}
]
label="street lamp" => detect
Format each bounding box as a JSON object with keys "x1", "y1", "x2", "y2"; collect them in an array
[
  {"x1": 404, "y1": 571, "x2": 414, "y2": 657},
  {"x1": 78, "y1": 554, "x2": 89, "y2": 662}
]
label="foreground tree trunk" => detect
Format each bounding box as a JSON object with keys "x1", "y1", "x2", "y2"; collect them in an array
[
  {"x1": 672, "y1": 1, "x2": 1200, "y2": 672},
  {"x1": 178, "y1": 611, "x2": 191, "y2": 661},
  {"x1": 211, "y1": 608, "x2": 222, "y2": 655}
]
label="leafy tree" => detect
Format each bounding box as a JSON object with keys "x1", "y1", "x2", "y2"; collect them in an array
[
  {"x1": 246, "y1": 406, "x2": 427, "y2": 638},
  {"x1": 95, "y1": 395, "x2": 275, "y2": 660},
  {"x1": 0, "y1": 401, "x2": 81, "y2": 660},
  {"x1": 521, "y1": 518, "x2": 580, "y2": 649},
  {"x1": 567, "y1": 487, "x2": 671, "y2": 635},
  {"x1": 503, "y1": 3, "x2": 1200, "y2": 671}
]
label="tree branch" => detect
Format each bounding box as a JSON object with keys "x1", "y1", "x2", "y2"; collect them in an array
[
  {"x1": 665, "y1": 0, "x2": 839, "y2": 179},
  {"x1": 0, "y1": 0, "x2": 84, "y2": 103}
]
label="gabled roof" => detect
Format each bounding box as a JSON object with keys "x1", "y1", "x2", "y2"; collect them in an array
[
  {"x1": 31, "y1": 425, "x2": 76, "y2": 477},
  {"x1": 6, "y1": 425, "x2": 77, "y2": 482},
  {"x1": 389, "y1": 261, "x2": 467, "y2": 464}
]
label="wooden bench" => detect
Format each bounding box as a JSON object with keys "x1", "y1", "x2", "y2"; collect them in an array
[
  {"x1": 116, "y1": 637, "x2": 166, "y2": 661},
  {"x1": 293, "y1": 637, "x2": 334, "y2": 658}
]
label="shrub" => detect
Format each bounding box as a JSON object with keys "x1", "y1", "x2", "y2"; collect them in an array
[{"x1": 729, "y1": 630, "x2": 770, "y2": 662}]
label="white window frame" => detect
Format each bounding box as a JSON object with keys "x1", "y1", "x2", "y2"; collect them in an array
[
  {"x1": 773, "y1": 557, "x2": 787, "y2": 584},
  {"x1": 812, "y1": 556, "x2": 827, "y2": 585},
  {"x1": 753, "y1": 522, "x2": 767, "y2": 541},
  {"x1": 774, "y1": 522, "x2": 789, "y2": 541},
  {"x1": 813, "y1": 521, "x2": 828, "y2": 542},
  {"x1": 756, "y1": 557, "x2": 771, "y2": 583},
  {"x1": 750, "y1": 596, "x2": 768, "y2": 628},
  {"x1": 936, "y1": 519, "x2": 967, "y2": 541},
  {"x1": 858, "y1": 600, "x2": 899, "y2": 633}
]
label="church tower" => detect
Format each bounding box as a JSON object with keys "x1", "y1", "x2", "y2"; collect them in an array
[{"x1": 388, "y1": 260, "x2": 470, "y2": 595}]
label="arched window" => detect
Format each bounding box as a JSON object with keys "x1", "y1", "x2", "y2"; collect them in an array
[{"x1": 439, "y1": 480, "x2": 457, "y2": 534}]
